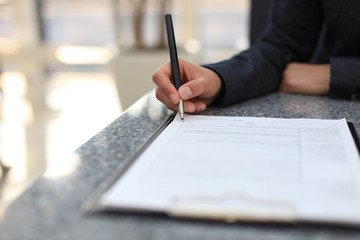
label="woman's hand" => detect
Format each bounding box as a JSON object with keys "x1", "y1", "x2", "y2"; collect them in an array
[
  {"x1": 152, "y1": 58, "x2": 223, "y2": 113},
  {"x1": 279, "y1": 63, "x2": 330, "y2": 95}
]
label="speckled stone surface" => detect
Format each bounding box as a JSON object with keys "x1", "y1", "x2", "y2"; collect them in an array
[{"x1": 1, "y1": 92, "x2": 360, "y2": 240}]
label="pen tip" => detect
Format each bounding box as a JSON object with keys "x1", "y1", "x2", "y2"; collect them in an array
[{"x1": 180, "y1": 113, "x2": 184, "y2": 121}]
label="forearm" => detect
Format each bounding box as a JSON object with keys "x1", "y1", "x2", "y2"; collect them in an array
[
  {"x1": 204, "y1": 45, "x2": 286, "y2": 105},
  {"x1": 204, "y1": 0, "x2": 323, "y2": 105}
]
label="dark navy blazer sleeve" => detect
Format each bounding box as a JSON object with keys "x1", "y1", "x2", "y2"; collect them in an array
[
  {"x1": 204, "y1": 0, "x2": 323, "y2": 105},
  {"x1": 330, "y1": 57, "x2": 360, "y2": 100},
  {"x1": 204, "y1": 0, "x2": 360, "y2": 105}
]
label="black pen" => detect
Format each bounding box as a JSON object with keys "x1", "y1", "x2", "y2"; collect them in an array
[{"x1": 165, "y1": 14, "x2": 185, "y2": 120}]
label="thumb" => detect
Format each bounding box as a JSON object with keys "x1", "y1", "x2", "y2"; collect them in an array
[{"x1": 178, "y1": 78, "x2": 206, "y2": 100}]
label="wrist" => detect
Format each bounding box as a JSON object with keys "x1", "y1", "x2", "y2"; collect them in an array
[{"x1": 204, "y1": 68, "x2": 225, "y2": 105}]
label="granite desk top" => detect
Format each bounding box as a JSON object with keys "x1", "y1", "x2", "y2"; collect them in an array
[{"x1": 1, "y1": 92, "x2": 360, "y2": 240}]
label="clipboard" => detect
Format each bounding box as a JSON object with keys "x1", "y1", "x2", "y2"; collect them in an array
[
  {"x1": 348, "y1": 122, "x2": 360, "y2": 153},
  {"x1": 82, "y1": 114, "x2": 176, "y2": 213},
  {"x1": 83, "y1": 114, "x2": 360, "y2": 226}
]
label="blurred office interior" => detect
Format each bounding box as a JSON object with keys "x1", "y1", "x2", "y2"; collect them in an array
[{"x1": 0, "y1": 0, "x2": 250, "y2": 212}]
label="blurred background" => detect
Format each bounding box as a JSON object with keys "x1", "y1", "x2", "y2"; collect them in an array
[{"x1": 0, "y1": 0, "x2": 250, "y2": 211}]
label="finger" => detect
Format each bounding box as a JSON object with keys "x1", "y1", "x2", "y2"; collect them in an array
[
  {"x1": 156, "y1": 90, "x2": 205, "y2": 114},
  {"x1": 153, "y1": 67, "x2": 179, "y2": 105},
  {"x1": 178, "y1": 78, "x2": 206, "y2": 100},
  {"x1": 183, "y1": 99, "x2": 207, "y2": 113},
  {"x1": 155, "y1": 87, "x2": 178, "y2": 111},
  {"x1": 191, "y1": 100, "x2": 207, "y2": 112},
  {"x1": 183, "y1": 100, "x2": 196, "y2": 113}
]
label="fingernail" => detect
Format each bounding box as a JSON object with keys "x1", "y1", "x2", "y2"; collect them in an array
[
  {"x1": 185, "y1": 87, "x2": 192, "y2": 97},
  {"x1": 169, "y1": 94, "x2": 177, "y2": 104},
  {"x1": 180, "y1": 87, "x2": 192, "y2": 98}
]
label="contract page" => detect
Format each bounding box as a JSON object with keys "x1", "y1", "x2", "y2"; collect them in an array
[{"x1": 99, "y1": 114, "x2": 360, "y2": 224}]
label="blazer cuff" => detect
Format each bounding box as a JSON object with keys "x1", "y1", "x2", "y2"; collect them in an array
[{"x1": 330, "y1": 57, "x2": 360, "y2": 101}]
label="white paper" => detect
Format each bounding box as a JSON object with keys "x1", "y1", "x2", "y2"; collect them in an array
[{"x1": 100, "y1": 114, "x2": 360, "y2": 224}]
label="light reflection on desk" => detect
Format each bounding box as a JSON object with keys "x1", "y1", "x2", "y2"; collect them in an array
[{"x1": 0, "y1": 70, "x2": 121, "y2": 210}]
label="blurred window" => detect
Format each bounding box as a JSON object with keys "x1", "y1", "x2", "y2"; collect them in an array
[
  {"x1": 41, "y1": 0, "x2": 114, "y2": 45},
  {"x1": 0, "y1": 0, "x2": 250, "y2": 50},
  {"x1": 0, "y1": 1, "x2": 12, "y2": 39}
]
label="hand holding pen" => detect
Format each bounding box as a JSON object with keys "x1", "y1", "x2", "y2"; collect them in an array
[{"x1": 155, "y1": 14, "x2": 223, "y2": 115}]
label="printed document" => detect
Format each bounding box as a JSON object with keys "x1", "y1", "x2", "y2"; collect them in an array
[{"x1": 99, "y1": 114, "x2": 360, "y2": 225}]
